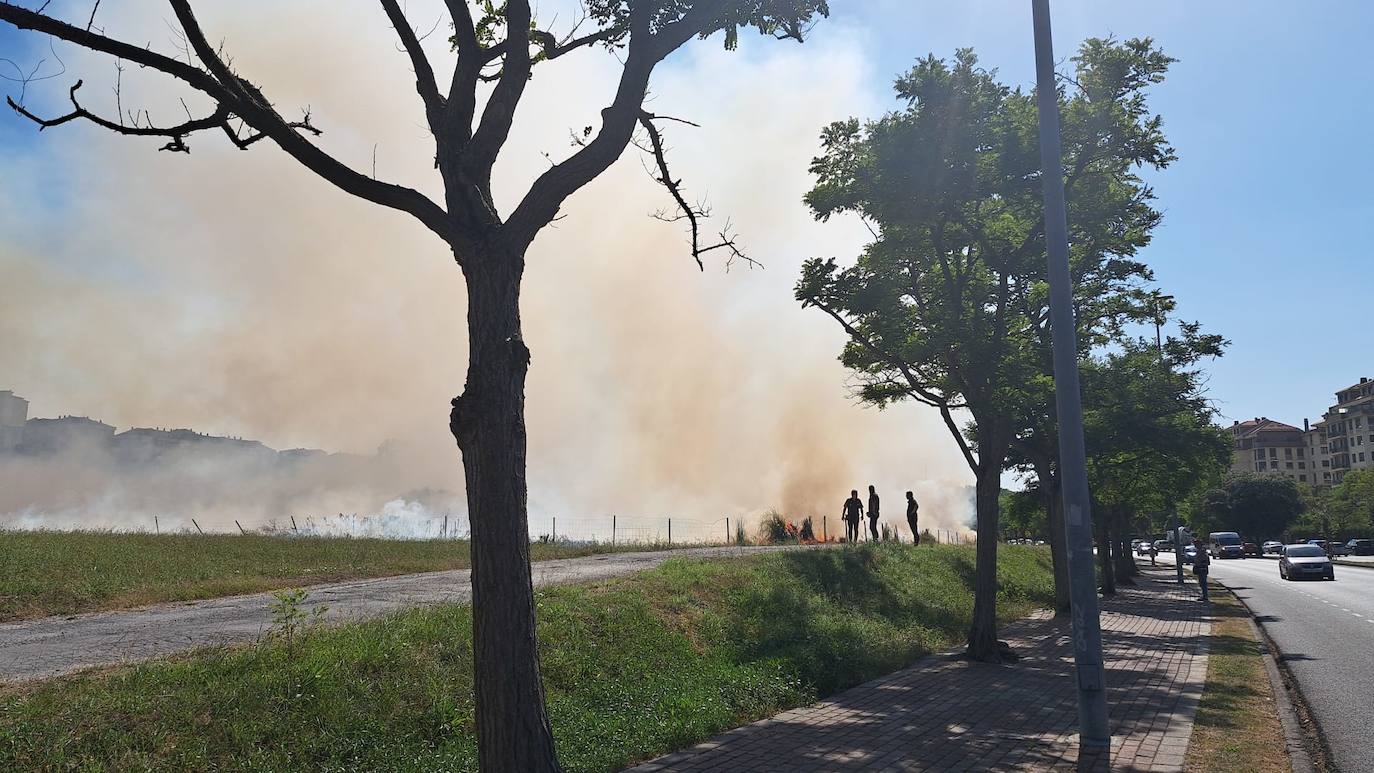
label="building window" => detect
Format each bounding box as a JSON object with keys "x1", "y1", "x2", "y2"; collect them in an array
[
  {"x1": 1255, "y1": 449, "x2": 1265, "y2": 460},
  {"x1": 1269, "y1": 448, "x2": 1278, "y2": 458},
  {"x1": 1286, "y1": 462, "x2": 1294, "y2": 469},
  {"x1": 1299, "y1": 462, "x2": 1306, "y2": 469},
  {"x1": 1300, "y1": 474, "x2": 1307, "y2": 482},
  {"x1": 1285, "y1": 448, "x2": 1293, "y2": 458},
  {"x1": 1256, "y1": 462, "x2": 1265, "y2": 472},
  {"x1": 1323, "y1": 460, "x2": 1331, "y2": 467},
  {"x1": 1325, "y1": 472, "x2": 1333, "y2": 481},
  {"x1": 1298, "y1": 448, "x2": 1306, "y2": 458}
]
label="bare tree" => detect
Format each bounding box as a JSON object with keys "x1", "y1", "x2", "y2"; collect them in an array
[{"x1": 0, "y1": 1, "x2": 829, "y2": 770}]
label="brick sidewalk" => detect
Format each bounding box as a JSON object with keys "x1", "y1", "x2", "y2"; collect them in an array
[{"x1": 625, "y1": 567, "x2": 1209, "y2": 772}]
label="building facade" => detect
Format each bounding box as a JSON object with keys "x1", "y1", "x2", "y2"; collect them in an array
[
  {"x1": 1230, "y1": 377, "x2": 1374, "y2": 488},
  {"x1": 1228, "y1": 417, "x2": 1318, "y2": 485},
  {"x1": 1318, "y1": 377, "x2": 1374, "y2": 484},
  {"x1": 0, "y1": 390, "x2": 27, "y2": 452}
]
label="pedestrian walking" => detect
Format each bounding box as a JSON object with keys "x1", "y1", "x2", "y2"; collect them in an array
[
  {"x1": 842, "y1": 490, "x2": 863, "y2": 543},
  {"x1": 906, "y1": 491, "x2": 920, "y2": 545},
  {"x1": 867, "y1": 485, "x2": 881, "y2": 542},
  {"x1": 1148, "y1": 542, "x2": 1157, "y2": 566},
  {"x1": 1192, "y1": 539, "x2": 1211, "y2": 601}
]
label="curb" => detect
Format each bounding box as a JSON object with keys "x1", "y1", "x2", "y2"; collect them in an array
[{"x1": 1216, "y1": 580, "x2": 1322, "y2": 773}]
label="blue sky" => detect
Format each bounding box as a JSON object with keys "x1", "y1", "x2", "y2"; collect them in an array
[{"x1": 2, "y1": 1, "x2": 1370, "y2": 430}]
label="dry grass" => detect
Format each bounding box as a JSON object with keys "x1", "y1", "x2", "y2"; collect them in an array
[{"x1": 1185, "y1": 582, "x2": 1291, "y2": 773}]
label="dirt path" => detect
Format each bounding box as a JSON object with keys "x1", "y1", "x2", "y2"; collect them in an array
[{"x1": 0, "y1": 545, "x2": 807, "y2": 683}]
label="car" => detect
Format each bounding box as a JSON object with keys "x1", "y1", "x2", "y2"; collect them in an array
[
  {"x1": 1242, "y1": 541, "x2": 1261, "y2": 557},
  {"x1": 1209, "y1": 531, "x2": 1244, "y2": 559},
  {"x1": 1306, "y1": 538, "x2": 1349, "y2": 557},
  {"x1": 1179, "y1": 545, "x2": 1198, "y2": 564},
  {"x1": 1262, "y1": 540, "x2": 1284, "y2": 555},
  {"x1": 1134, "y1": 540, "x2": 1153, "y2": 556},
  {"x1": 1280, "y1": 543, "x2": 1335, "y2": 581},
  {"x1": 1153, "y1": 539, "x2": 1174, "y2": 553},
  {"x1": 1347, "y1": 539, "x2": 1374, "y2": 556}
]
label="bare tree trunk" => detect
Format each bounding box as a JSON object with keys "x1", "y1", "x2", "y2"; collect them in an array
[
  {"x1": 450, "y1": 252, "x2": 561, "y2": 773},
  {"x1": 1034, "y1": 460, "x2": 1071, "y2": 617},
  {"x1": 967, "y1": 459, "x2": 1008, "y2": 662}
]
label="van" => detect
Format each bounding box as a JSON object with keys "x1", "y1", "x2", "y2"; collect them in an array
[{"x1": 1209, "y1": 531, "x2": 1244, "y2": 559}]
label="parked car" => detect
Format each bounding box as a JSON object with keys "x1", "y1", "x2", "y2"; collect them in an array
[
  {"x1": 1347, "y1": 539, "x2": 1374, "y2": 556},
  {"x1": 1262, "y1": 540, "x2": 1284, "y2": 555},
  {"x1": 1242, "y1": 541, "x2": 1261, "y2": 557},
  {"x1": 1280, "y1": 544, "x2": 1335, "y2": 581}
]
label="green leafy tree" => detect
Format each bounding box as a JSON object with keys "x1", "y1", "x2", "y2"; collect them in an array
[
  {"x1": 1080, "y1": 336, "x2": 1231, "y2": 589},
  {"x1": 1, "y1": 3, "x2": 830, "y2": 769},
  {"x1": 797, "y1": 39, "x2": 1174, "y2": 658},
  {"x1": 1206, "y1": 473, "x2": 1306, "y2": 542}
]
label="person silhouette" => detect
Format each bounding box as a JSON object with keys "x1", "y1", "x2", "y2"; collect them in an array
[
  {"x1": 906, "y1": 490, "x2": 919, "y2": 545},
  {"x1": 867, "y1": 485, "x2": 881, "y2": 542},
  {"x1": 842, "y1": 489, "x2": 863, "y2": 543}
]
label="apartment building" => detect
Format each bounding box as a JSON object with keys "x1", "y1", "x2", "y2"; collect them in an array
[
  {"x1": 1317, "y1": 377, "x2": 1374, "y2": 484},
  {"x1": 1228, "y1": 417, "x2": 1318, "y2": 485}
]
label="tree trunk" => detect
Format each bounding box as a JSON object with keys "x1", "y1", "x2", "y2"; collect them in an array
[
  {"x1": 450, "y1": 252, "x2": 562, "y2": 773},
  {"x1": 967, "y1": 459, "x2": 1009, "y2": 662},
  {"x1": 1097, "y1": 508, "x2": 1115, "y2": 595},
  {"x1": 1114, "y1": 533, "x2": 1136, "y2": 585},
  {"x1": 1034, "y1": 461, "x2": 1071, "y2": 617}
]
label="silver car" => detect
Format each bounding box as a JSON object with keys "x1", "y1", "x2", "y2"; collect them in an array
[{"x1": 1279, "y1": 544, "x2": 1335, "y2": 581}]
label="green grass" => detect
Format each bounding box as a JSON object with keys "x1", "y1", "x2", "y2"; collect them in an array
[
  {"x1": 0, "y1": 531, "x2": 702, "y2": 622},
  {"x1": 0, "y1": 543, "x2": 1054, "y2": 772}
]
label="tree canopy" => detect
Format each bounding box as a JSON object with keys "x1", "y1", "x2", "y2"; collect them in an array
[{"x1": 795, "y1": 37, "x2": 1177, "y2": 658}]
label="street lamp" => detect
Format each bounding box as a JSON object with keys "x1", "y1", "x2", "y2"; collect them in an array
[{"x1": 1030, "y1": 0, "x2": 1111, "y2": 750}]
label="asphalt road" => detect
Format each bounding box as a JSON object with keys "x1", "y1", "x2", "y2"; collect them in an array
[{"x1": 1160, "y1": 552, "x2": 1374, "y2": 772}]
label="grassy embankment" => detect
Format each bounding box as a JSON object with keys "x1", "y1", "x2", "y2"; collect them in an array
[
  {"x1": 0, "y1": 531, "x2": 701, "y2": 621},
  {"x1": 0, "y1": 543, "x2": 1054, "y2": 772},
  {"x1": 1185, "y1": 582, "x2": 1291, "y2": 773}
]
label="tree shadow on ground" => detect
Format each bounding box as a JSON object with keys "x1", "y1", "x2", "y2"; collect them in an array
[{"x1": 637, "y1": 576, "x2": 1203, "y2": 772}]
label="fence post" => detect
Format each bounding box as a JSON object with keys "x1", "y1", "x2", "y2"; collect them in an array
[
  {"x1": 291, "y1": 516, "x2": 298, "y2": 534},
  {"x1": 192, "y1": 518, "x2": 204, "y2": 535},
  {"x1": 443, "y1": 514, "x2": 448, "y2": 539},
  {"x1": 612, "y1": 514, "x2": 616, "y2": 546},
  {"x1": 668, "y1": 517, "x2": 672, "y2": 547},
  {"x1": 235, "y1": 520, "x2": 246, "y2": 535},
  {"x1": 824, "y1": 515, "x2": 828, "y2": 542},
  {"x1": 552, "y1": 516, "x2": 557, "y2": 543},
  {"x1": 726, "y1": 517, "x2": 730, "y2": 544},
  {"x1": 154, "y1": 515, "x2": 159, "y2": 535}
]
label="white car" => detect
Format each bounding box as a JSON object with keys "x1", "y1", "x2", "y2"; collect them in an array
[{"x1": 1261, "y1": 540, "x2": 1283, "y2": 555}]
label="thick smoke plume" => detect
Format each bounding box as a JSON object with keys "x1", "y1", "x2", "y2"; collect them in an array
[{"x1": 0, "y1": 2, "x2": 975, "y2": 540}]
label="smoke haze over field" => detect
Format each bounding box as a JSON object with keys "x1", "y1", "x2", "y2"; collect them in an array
[{"x1": 0, "y1": 1, "x2": 974, "y2": 538}]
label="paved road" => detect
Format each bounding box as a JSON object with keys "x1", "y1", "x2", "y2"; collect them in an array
[
  {"x1": 0, "y1": 545, "x2": 807, "y2": 683},
  {"x1": 1161, "y1": 552, "x2": 1374, "y2": 772}
]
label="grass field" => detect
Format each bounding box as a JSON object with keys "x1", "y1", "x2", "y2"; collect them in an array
[
  {"x1": 0, "y1": 531, "x2": 697, "y2": 621},
  {"x1": 1184, "y1": 583, "x2": 1290, "y2": 773},
  {"x1": 0, "y1": 543, "x2": 1054, "y2": 772}
]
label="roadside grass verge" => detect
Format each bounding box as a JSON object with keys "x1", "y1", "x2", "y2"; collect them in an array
[
  {"x1": 0, "y1": 543, "x2": 1054, "y2": 772},
  {"x1": 0, "y1": 531, "x2": 709, "y2": 622},
  {"x1": 1185, "y1": 582, "x2": 1291, "y2": 773}
]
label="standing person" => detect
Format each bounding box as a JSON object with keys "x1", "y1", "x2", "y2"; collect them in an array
[
  {"x1": 906, "y1": 491, "x2": 920, "y2": 545},
  {"x1": 842, "y1": 490, "x2": 863, "y2": 543},
  {"x1": 1192, "y1": 539, "x2": 1211, "y2": 602},
  {"x1": 867, "y1": 485, "x2": 881, "y2": 542},
  {"x1": 1148, "y1": 541, "x2": 1157, "y2": 567}
]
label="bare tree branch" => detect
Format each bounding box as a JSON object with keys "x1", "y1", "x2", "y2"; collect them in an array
[
  {"x1": 7, "y1": 79, "x2": 225, "y2": 152},
  {"x1": 637, "y1": 111, "x2": 757, "y2": 271},
  {"x1": 463, "y1": 0, "x2": 531, "y2": 191},
  {"x1": 378, "y1": 0, "x2": 443, "y2": 131}
]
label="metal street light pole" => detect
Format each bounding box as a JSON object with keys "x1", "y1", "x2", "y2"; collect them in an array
[{"x1": 1030, "y1": 0, "x2": 1111, "y2": 749}]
